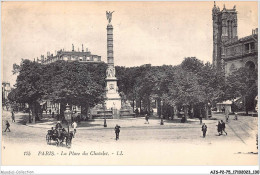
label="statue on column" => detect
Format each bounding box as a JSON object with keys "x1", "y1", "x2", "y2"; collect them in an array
[
  {"x1": 106, "y1": 11, "x2": 114, "y2": 24},
  {"x1": 106, "y1": 67, "x2": 115, "y2": 78}
]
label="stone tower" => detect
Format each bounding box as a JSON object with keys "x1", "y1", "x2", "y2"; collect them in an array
[
  {"x1": 105, "y1": 11, "x2": 121, "y2": 110},
  {"x1": 212, "y1": 2, "x2": 238, "y2": 69}
]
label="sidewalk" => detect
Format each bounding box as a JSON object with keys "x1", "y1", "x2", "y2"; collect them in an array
[
  {"x1": 4, "y1": 110, "x2": 256, "y2": 130},
  {"x1": 25, "y1": 116, "x2": 218, "y2": 130}
]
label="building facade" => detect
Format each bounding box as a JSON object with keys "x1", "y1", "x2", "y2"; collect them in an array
[
  {"x1": 212, "y1": 2, "x2": 258, "y2": 75},
  {"x1": 36, "y1": 44, "x2": 102, "y2": 64}
]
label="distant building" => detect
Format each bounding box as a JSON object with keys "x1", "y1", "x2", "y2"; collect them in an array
[
  {"x1": 36, "y1": 44, "x2": 103, "y2": 64},
  {"x1": 212, "y1": 2, "x2": 258, "y2": 76},
  {"x1": 2, "y1": 81, "x2": 11, "y2": 102}
]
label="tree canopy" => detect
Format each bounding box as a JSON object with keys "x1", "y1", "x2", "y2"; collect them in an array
[{"x1": 9, "y1": 59, "x2": 107, "y2": 121}]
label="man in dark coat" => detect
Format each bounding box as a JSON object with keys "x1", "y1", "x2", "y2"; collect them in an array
[
  {"x1": 4, "y1": 121, "x2": 11, "y2": 132},
  {"x1": 201, "y1": 123, "x2": 207, "y2": 138},
  {"x1": 199, "y1": 116, "x2": 202, "y2": 125},
  {"x1": 114, "y1": 124, "x2": 121, "y2": 140},
  {"x1": 221, "y1": 120, "x2": 227, "y2": 135},
  {"x1": 145, "y1": 114, "x2": 149, "y2": 124},
  {"x1": 217, "y1": 121, "x2": 222, "y2": 135}
]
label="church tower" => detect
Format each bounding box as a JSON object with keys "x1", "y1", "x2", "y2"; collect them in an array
[{"x1": 212, "y1": 2, "x2": 238, "y2": 70}]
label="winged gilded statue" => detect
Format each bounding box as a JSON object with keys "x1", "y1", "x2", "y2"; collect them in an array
[{"x1": 106, "y1": 11, "x2": 114, "y2": 24}]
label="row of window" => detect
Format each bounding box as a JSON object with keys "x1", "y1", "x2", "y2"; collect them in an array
[{"x1": 222, "y1": 42, "x2": 256, "y2": 56}]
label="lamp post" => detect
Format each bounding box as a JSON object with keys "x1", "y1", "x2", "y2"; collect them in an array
[
  {"x1": 104, "y1": 102, "x2": 107, "y2": 127},
  {"x1": 160, "y1": 100, "x2": 164, "y2": 125}
]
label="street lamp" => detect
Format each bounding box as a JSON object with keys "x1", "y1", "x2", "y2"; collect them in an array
[
  {"x1": 160, "y1": 100, "x2": 164, "y2": 125},
  {"x1": 104, "y1": 102, "x2": 107, "y2": 127}
]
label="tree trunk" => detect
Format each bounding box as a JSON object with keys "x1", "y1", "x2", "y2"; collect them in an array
[
  {"x1": 139, "y1": 99, "x2": 142, "y2": 113},
  {"x1": 205, "y1": 103, "x2": 208, "y2": 120},
  {"x1": 158, "y1": 98, "x2": 161, "y2": 118},
  {"x1": 60, "y1": 101, "x2": 66, "y2": 116},
  {"x1": 34, "y1": 102, "x2": 40, "y2": 122},
  {"x1": 244, "y1": 96, "x2": 249, "y2": 115},
  {"x1": 172, "y1": 106, "x2": 176, "y2": 119},
  {"x1": 28, "y1": 110, "x2": 32, "y2": 123},
  {"x1": 132, "y1": 99, "x2": 135, "y2": 112},
  {"x1": 148, "y1": 97, "x2": 151, "y2": 115},
  {"x1": 183, "y1": 105, "x2": 188, "y2": 122},
  {"x1": 30, "y1": 102, "x2": 38, "y2": 123},
  {"x1": 81, "y1": 103, "x2": 88, "y2": 116}
]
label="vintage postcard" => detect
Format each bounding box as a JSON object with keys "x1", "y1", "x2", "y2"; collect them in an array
[{"x1": 1, "y1": 1, "x2": 258, "y2": 169}]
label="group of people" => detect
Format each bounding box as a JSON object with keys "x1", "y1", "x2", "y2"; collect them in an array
[
  {"x1": 201, "y1": 120, "x2": 228, "y2": 138},
  {"x1": 54, "y1": 121, "x2": 78, "y2": 138},
  {"x1": 217, "y1": 120, "x2": 227, "y2": 136}
]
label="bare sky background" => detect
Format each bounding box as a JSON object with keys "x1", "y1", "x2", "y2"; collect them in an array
[{"x1": 1, "y1": 1, "x2": 258, "y2": 87}]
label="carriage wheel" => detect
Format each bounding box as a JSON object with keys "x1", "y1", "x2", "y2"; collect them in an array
[{"x1": 46, "y1": 135, "x2": 51, "y2": 144}]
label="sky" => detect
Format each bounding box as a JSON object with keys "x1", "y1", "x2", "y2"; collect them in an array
[{"x1": 1, "y1": 1, "x2": 258, "y2": 87}]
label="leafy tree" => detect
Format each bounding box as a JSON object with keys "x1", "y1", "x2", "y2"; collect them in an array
[
  {"x1": 42, "y1": 61, "x2": 107, "y2": 115},
  {"x1": 9, "y1": 59, "x2": 107, "y2": 122},
  {"x1": 225, "y1": 67, "x2": 258, "y2": 114},
  {"x1": 9, "y1": 59, "x2": 44, "y2": 122}
]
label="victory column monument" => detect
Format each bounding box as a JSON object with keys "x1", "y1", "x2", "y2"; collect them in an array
[{"x1": 104, "y1": 11, "x2": 122, "y2": 111}]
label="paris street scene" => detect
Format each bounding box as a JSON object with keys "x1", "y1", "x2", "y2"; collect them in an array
[{"x1": 1, "y1": 1, "x2": 258, "y2": 166}]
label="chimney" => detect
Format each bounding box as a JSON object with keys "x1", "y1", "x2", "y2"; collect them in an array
[
  {"x1": 82, "y1": 44, "x2": 84, "y2": 52},
  {"x1": 86, "y1": 48, "x2": 88, "y2": 52},
  {"x1": 72, "y1": 44, "x2": 74, "y2": 51}
]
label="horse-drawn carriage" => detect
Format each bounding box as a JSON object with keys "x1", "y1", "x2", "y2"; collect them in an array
[{"x1": 46, "y1": 127, "x2": 73, "y2": 147}]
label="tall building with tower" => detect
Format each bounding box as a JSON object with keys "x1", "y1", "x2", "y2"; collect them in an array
[
  {"x1": 212, "y1": 2, "x2": 238, "y2": 70},
  {"x1": 212, "y1": 2, "x2": 258, "y2": 75}
]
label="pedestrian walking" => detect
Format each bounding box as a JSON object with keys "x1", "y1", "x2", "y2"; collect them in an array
[
  {"x1": 114, "y1": 124, "x2": 121, "y2": 140},
  {"x1": 201, "y1": 123, "x2": 207, "y2": 138},
  {"x1": 226, "y1": 113, "x2": 229, "y2": 123},
  {"x1": 4, "y1": 121, "x2": 11, "y2": 132},
  {"x1": 199, "y1": 116, "x2": 202, "y2": 125},
  {"x1": 71, "y1": 121, "x2": 77, "y2": 137},
  {"x1": 217, "y1": 121, "x2": 222, "y2": 136},
  {"x1": 234, "y1": 112, "x2": 238, "y2": 120},
  {"x1": 145, "y1": 114, "x2": 149, "y2": 124},
  {"x1": 11, "y1": 111, "x2": 15, "y2": 122},
  {"x1": 222, "y1": 106, "x2": 225, "y2": 113},
  {"x1": 221, "y1": 120, "x2": 227, "y2": 135}
]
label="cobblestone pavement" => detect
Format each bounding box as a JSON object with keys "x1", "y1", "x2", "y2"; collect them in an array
[{"x1": 1, "y1": 110, "x2": 258, "y2": 165}]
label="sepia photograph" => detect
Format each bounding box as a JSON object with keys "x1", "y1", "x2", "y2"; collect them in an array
[{"x1": 1, "y1": 0, "x2": 258, "y2": 171}]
